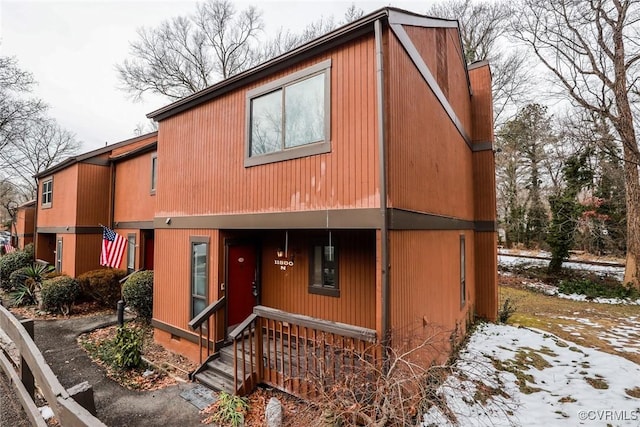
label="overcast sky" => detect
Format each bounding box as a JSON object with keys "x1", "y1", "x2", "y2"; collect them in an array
[{"x1": 1, "y1": 0, "x2": 433, "y2": 153}]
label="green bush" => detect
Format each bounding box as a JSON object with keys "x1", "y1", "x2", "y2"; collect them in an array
[
  {"x1": 77, "y1": 268, "x2": 128, "y2": 308},
  {"x1": 122, "y1": 270, "x2": 153, "y2": 321},
  {"x1": 0, "y1": 248, "x2": 34, "y2": 290},
  {"x1": 23, "y1": 243, "x2": 34, "y2": 259},
  {"x1": 558, "y1": 278, "x2": 640, "y2": 300},
  {"x1": 113, "y1": 325, "x2": 143, "y2": 369},
  {"x1": 9, "y1": 267, "x2": 31, "y2": 290},
  {"x1": 498, "y1": 298, "x2": 517, "y2": 323},
  {"x1": 9, "y1": 264, "x2": 56, "y2": 307},
  {"x1": 41, "y1": 275, "x2": 79, "y2": 314}
]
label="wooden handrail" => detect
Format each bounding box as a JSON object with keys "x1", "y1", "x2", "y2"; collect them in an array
[
  {"x1": 188, "y1": 296, "x2": 225, "y2": 330},
  {"x1": 229, "y1": 313, "x2": 258, "y2": 340},
  {"x1": 253, "y1": 305, "x2": 377, "y2": 343},
  {"x1": 0, "y1": 304, "x2": 106, "y2": 426}
]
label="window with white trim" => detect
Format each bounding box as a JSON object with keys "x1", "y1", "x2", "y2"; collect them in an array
[
  {"x1": 245, "y1": 60, "x2": 331, "y2": 166},
  {"x1": 150, "y1": 153, "x2": 157, "y2": 193},
  {"x1": 42, "y1": 178, "x2": 53, "y2": 208}
]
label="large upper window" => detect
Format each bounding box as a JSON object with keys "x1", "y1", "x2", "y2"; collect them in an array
[
  {"x1": 42, "y1": 178, "x2": 53, "y2": 208},
  {"x1": 245, "y1": 60, "x2": 331, "y2": 167}
]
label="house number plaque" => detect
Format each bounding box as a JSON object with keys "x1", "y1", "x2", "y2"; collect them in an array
[{"x1": 274, "y1": 259, "x2": 294, "y2": 271}]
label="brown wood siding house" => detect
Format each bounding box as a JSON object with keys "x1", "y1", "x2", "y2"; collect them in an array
[
  {"x1": 146, "y1": 7, "x2": 497, "y2": 396},
  {"x1": 33, "y1": 132, "x2": 157, "y2": 276},
  {"x1": 111, "y1": 142, "x2": 158, "y2": 272},
  {"x1": 14, "y1": 200, "x2": 35, "y2": 249}
]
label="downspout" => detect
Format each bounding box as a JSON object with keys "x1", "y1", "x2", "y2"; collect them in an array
[
  {"x1": 374, "y1": 19, "x2": 390, "y2": 351},
  {"x1": 33, "y1": 178, "x2": 39, "y2": 256}
]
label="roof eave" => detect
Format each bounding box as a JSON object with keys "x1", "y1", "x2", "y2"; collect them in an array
[
  {"x1": 35, "y1": 131, "x2": 158, "y2": 178},
  {"x1": 147, "y1": 8, "x2": 391, "y2": 122}
]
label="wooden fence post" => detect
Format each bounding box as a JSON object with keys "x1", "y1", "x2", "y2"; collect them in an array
[{"x1": 19, "y1": 318, "x2": 35, "y2": 399}]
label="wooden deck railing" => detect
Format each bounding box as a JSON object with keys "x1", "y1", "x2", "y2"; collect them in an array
[
  {"x1": 0, "y1": 303, "x2": 106, "y2": 427},
  {"x1": 228, "y1": 313, "x2": 260, "y2": 395},
  {"x1": 231, "y1": 305, "x2": 378, "y2": 397},
  {"x1": 188, "y1": 296, "x2": 225, "y2": 364}
]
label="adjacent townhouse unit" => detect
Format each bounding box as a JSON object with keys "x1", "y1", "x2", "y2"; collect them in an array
[
  {"x1": 14, "y1": 200, "x2": 35, "y2": 249},
  {"x1": 146, "y1": 7, "x2": 498, "y2": 397},
  {"x1": 34, "y1": 132, "x2": 157, "y2": 276},
  {"x1": 111, "y1": 140, "x2": 157, "y2": 272}
]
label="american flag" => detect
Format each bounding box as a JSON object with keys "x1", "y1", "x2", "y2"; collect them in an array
[
  {"x1": 100, "y1": 226, "x2": 127, "y2": 268},
  {"x1": 3, "y1": 244, "x2": 16, "y2": 254}
]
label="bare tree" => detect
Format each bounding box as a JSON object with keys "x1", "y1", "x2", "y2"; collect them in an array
[
  {"x1": 512, "y1": 0, "x2": 640, "y2": 285},
  {"x1": 427, "y1": 0, "x2": 533, "y2": 124},
  {"x1": 0, "y1": 118, "x2": 79, "y2": 199},
  {"x1": 118, "y1": 1, "x2": 365, "y2": 101},
  {"x1": 0, "y1": 54, "x2": 47, "y2": 152},
  {"x1": 117, "y1": 0, "x2": 263, "y2": 100}
]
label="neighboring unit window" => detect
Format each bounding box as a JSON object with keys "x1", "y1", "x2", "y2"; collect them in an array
[
  {"x1": 150, "y1": 153, "x2": 157, "y2": 193},
  {"x1": 55, "y1": 238, "x2": 63, "y2": 273},
  {"x1": 309, "y1": 243, "x2": 339, "y2": 297},
  {"x1": 246, "y1": 60, "x2": 331, "y2": 167},
  {"x1": 42, "y1": 178, "x2": 53, "y2": 208},
  {"x1": 127, "y1": 234, "x2": 136, "y2": 274},
  {"x1": 191, "y1": 238, "x2": 209, "y2": 319},
  {"x1": 460, "y1": 235, "x2": 466, "y2": 306}
]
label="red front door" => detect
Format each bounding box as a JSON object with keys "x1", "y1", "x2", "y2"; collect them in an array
[
  {"x1": 144, "y1": 233, "x2": 154, "y2": 270},
  {"x1": 227, "y1": 244, "x2": 258, "y2": 327}
]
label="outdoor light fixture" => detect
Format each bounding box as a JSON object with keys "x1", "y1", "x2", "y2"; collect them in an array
[{"x1": 277, "y1": 231, "x2": 290, "y2": 258}]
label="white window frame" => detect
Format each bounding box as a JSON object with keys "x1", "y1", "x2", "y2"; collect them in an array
[{"x1": 42, "y1": 178, "x2": 53, "y2": 208}]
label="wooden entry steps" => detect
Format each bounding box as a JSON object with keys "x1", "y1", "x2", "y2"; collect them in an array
[{"x1": 193, "y1": 344, "x2": 253, "y2": 394}]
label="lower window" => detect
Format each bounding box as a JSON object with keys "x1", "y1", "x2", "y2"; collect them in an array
[
  {"x1": 309, "y1": 243, "x2": 339, "y2": 297},
  {"x1": 191, "y1": 238, "x2": 209, "y2": 318}
]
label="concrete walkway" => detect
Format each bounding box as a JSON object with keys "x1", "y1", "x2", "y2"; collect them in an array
[{"x1": 32, "y1": 314, "x2": 206, "y2": 427}]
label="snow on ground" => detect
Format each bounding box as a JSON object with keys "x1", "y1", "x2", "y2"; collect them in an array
[
  {"x1": 422, "y1": 324, "x2": 640, "y2": 426},
  {"x1": 498, "y1": 255, "x2": 640, "y2": 305},
  {"x1": 498, "y1": 254, "x2": 625, "y2": 282}
]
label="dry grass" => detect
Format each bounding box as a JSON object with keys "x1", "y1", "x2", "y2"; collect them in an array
[{"x1": 499, "y1": 274, "x2": 640, "y2": 365}]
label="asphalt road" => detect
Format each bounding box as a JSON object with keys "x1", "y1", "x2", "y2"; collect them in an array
[{"x1": 33, "y1": 314, "x2": 206, "y2": 427}]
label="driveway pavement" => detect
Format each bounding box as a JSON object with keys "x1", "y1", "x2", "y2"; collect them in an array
[{"x1": 32, "y1": 314, "x2": 206, "y2": 427}]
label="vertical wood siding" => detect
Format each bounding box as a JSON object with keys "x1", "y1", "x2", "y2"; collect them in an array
[
  {"x1": 74, "y1": 233, "x2": 104, "y2": 276},
  {"x1": 386, "y1": 32, "x2": 474, "y2": 218},
  {"x1": 76, "y1": 163, "x2": 110, "y2": 226},
  {"x1": 36, "y1": 165, "x2": 79, "y2": 227},
  {"x1": 470, "y1": 64, "x2": 498, "y2": 320},
  {"x1": 154, "y1": 229, "x2": 220, "y2": 332},
  {"x1": 403, "y1": 26, "x2": 473, "y2": 135},
  {"x1": 114, "y1": 153, "x2": 156, "y2": 223},
  {"x1": 388, "y1": 230, "x2": 475, "y2": 342},
  {"x1": 156, "y1": 35, "x2": 379, "y2": 218},
  {"x1": 469, "y1": 66, "x2": 494, "y2": 144},
  {"x1": 260, "y1": 230, "x2": 376, "y2": 330},
  {"x1": 16, "y1": 206, "x2": 35, "y2": 249},
  {"x1": 474, "y1": 232, "x2": 497, "y2": 320}
]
